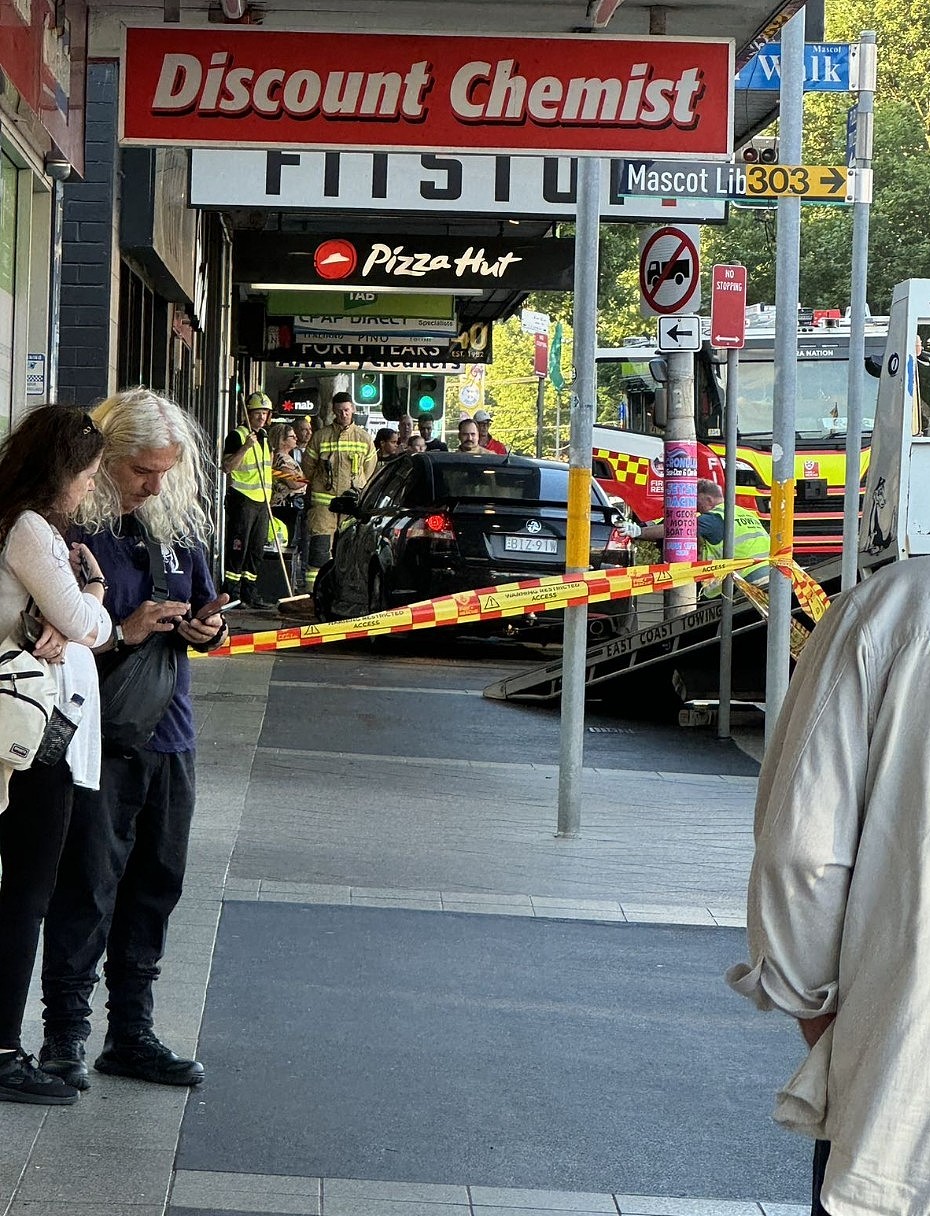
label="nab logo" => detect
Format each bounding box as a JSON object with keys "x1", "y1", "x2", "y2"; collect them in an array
[{"x1": 314, "y1": 239, "x2": 358, "y2": 281}]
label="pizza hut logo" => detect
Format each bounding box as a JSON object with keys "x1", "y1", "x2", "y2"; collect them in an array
[
  {"x1": 803, "y1": 460, "x2": 821, "y2": 478},
  {"x1": 314, "y1": 239, "x2": 358, "y2": 280}
]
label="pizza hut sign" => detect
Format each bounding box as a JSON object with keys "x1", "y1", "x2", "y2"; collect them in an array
[{"x1": 121, "y1": 28, "x2": 733, "y2": 158}]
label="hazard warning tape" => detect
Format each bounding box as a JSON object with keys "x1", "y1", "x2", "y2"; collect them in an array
[{"x1": 194, "y1": 552, "x2": 829, "y2": 659}]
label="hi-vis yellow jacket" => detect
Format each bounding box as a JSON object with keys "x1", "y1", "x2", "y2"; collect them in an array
[
  {"x1": 228, "y1": 425, "x2": 273, "y2": 504},
  {"x1": 301, "y1": 422, "x2": 377, "y2": 533}
]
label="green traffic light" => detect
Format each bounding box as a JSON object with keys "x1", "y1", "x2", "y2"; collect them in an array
[
  {"x1": 359, "y1": 381, "x2": 379, "y2": 402},
  {"x1": 417, "y1": 394, "x2": 436, "y2": 413}
]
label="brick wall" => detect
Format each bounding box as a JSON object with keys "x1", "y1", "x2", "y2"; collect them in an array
[{"x1": 57, "y1": 61, "x2": 119, "y2": 405}]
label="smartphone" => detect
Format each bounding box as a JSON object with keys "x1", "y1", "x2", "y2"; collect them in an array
[
  {"x1": 214, "y1": 600, "x2": 240, "y2": 613},
  {"x1": 79, "y1": 551, "x2": 93, "y2": 584}
]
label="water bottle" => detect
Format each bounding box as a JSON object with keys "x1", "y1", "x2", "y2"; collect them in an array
[{"x1": 34, "y1": 693, "x2": 85, "y2": 766}]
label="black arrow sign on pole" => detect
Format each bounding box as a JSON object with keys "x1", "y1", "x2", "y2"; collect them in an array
[
  {"x1": 667, "y1": 322, "x2": 695, "y2": 343},
  {"x1": 821, "y1": 166, "x2": 847, "y2": 194}
]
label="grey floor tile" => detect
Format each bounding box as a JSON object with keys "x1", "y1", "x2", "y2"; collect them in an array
[
  {"x1": 322, "y1": 1202, "x2": 470, "y2": 1216},
  {"x1": 441, "y1": 901, "x2": 536, "y2": 916},
  {"x1": 324, "y1": 1180, "x2": 468, "y2": 1203},
  {"x1": 471, "y1": 1189, "x2": 616, "y2": 1212},
  {"x1": 613, "y1": 1199, "x2": 761, "y2": 1216},
  {"x1": 17, "y1": 1146, "x2": 175, "y2": 1204}
]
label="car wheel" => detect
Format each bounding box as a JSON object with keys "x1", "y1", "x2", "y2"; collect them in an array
[{"x1": 313, "y1": 560, "x2": 337, "y2": 621}]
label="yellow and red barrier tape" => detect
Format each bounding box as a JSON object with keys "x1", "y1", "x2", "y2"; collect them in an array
[{"x1": 194, "y1": 550, "x2": 829, "y2": 659}]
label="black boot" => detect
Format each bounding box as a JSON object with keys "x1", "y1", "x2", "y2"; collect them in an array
[
  {"x1": 94, "y1": 1030, "x2": 204, "y2": 1086},
  {"x1": 39, "y1": 1034, "x2": 90, "y2": 1091},
  {"x1": 0, "y1": 1048, "x2": 79, "y2": 1105}
]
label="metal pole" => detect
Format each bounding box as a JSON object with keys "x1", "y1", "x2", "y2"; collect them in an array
[
  {"x1": 718, "y1": 347, "x2": 739, "y2": 738},
  {"x1": 535, "y1": 374, "x2": 546, "y2": 458},
  {"x1": 663, "y1": 350, "x2": 697, "y2": 617},
  {"x1": 841, "y1": 31, "x2": 876, "y2": 590},
  {"x1": 557, "y1": 156, "x2": 600, "y2": 839},
  {"x1": 764, "y1": 5, "x2": 804, "y2": 745},
  {"x1": 47, "y1": 180, "x2": 64, "y2": 402},
  {"x1": 555, "y1": 391, "x2": 562, "y2": 457}
]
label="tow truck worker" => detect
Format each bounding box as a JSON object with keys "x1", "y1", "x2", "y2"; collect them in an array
[
  {"x1": 620, "y1": 479, "x2": 769, "y2": 596},
  {"x1": 301, "y1": 392, "x2": 376, "y2": 591}
]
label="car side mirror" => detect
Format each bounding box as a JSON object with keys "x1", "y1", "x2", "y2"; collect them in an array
[
  {"x1": 329, "y1": 491, "x2": 362, "y2": 517},
  {"x1": 653, "y1": 386, "x2": 668, "y2": 427}
]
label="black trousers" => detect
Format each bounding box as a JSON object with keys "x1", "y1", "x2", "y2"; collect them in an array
[
  {"x1": 812, "y1": 1139, "x2": 831, "y2": 1215},
  {"x1": 0, "y1": 758, "x2": 73, "y2": 1048},
  {"x1": 41, "y1": 748, "x2": 196, "y2": 1041},
  {"x1": 224, "y1": 491, "x2": 266, "y2": 594}
]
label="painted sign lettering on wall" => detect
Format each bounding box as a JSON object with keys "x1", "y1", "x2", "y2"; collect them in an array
[{"x1": 123, "y1": 28, "x2": 733, "y2": 157}]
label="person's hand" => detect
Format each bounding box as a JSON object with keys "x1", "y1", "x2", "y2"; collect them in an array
[
  {"x1": 33, "y1": 622, "x2": 68, "y2": 665},
  {"x1": 175, "y1": 593, "x2": 230, "y2": 646},
  {"x1": 120, "y1": 599, "x2": 190, "y2": 646},
  {"x1": 69, "y1": 542, "x2": 103, "y2": 582},
  {"x1": 798, "y1": 1012, "x2": 835, "y2": 1048},
  {"x1": 619, "y1": 521, "x2": 642, "y2": 539}
]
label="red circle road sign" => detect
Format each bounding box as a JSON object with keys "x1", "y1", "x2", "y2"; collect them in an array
[{"x1": 639, "y1": 226, "x2": 701, "y2": 316}]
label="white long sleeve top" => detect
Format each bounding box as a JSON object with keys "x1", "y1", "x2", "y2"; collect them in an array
[
  {"x1": 727, "y1": 556, "x2": 930, "y2": 1216},
  {"x1": 0, "y1": 511, "x2": 111, "y2": 788}
]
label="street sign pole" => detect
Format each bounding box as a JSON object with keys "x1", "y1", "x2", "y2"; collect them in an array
[
  {"x1": 664, "y1": 351, "x2": 698, "y2": 617},
  {"x1": 841, "y1": 30, "x2": 876, "y2": 590},
  {"x1": 709, "y1": 263, "x2": 748, "y2": 739},
  {"x1": 558, "y1": 156, "x2": 600, "y2": 839},
  {"x1": 765, "y1": 4, "x2": 805, "y2": 745}
]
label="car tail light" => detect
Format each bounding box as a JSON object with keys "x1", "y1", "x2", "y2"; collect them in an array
[
  {"x1": 408, "y1": 512, "x2": 455, "y2": 540},
  {"x1": 605, "y1": 527, "x2": 632, "y2": 554}
]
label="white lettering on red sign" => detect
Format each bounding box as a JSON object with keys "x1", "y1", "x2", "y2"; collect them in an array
[
  {"x1": 124, "y1": 30, "x2": 733, "y2": 157},
  {"x1": 153, "y1": 53, "x2": 707, "y2": 130}
]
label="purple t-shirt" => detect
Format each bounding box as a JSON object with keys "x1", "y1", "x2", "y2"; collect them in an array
[{"x1": 75, "y1": 518, "x2": 217, "y2": 753}]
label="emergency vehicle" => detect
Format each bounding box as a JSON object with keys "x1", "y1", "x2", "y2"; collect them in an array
[{"x1": 593, "y1": 307, "x2": 889, "y2": 558}]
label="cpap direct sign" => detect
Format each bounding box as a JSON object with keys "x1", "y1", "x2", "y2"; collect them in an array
[{"x1": 120, "y1": 27, "x2": 733, "y2": 158}]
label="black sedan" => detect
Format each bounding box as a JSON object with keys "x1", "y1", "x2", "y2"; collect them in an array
[{"x1": 313, "y1": 451, "x2": 636, "y2": 638}]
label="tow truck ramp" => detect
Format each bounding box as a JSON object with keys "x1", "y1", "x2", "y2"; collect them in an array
[{"x1": 483, "y1": 558, "x2": 841, "y2": 705}]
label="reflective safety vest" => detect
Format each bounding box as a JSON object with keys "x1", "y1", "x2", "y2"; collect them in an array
[
  {"x1": 228, "y1": 426, "x2": 273, "y2": 504},
  {"x1": 303, "y1": 423, "x2": 377, "y2": 532},
  {"x1": 700, "y1": 503, "x2": 770, "y2": 597}
]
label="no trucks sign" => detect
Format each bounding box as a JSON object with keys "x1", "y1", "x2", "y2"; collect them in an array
[{"x1": 120, "y1": 28, "x2": 734, "y2": 158}]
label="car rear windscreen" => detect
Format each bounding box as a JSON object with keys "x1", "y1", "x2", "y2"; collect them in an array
[{"x1": 432, "y1": 462, "x2": 603, "y2": 506}]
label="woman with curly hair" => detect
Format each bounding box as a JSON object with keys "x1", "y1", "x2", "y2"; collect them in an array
[{"x1": 0, "y1": 405, "x2": 110, "y2": 1105}]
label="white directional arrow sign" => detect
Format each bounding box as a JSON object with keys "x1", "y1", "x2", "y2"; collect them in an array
[{"x1": 658, "y1": 314, "x2": 702, "y2": 352}]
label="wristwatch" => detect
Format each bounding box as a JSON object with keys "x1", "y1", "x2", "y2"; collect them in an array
[{"x1": 85, "y1": 575, "x2": 108, "y2": 591}]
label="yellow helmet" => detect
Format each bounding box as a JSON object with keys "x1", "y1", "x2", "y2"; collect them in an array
[{"x1": 246, "y1": 391, "x2": 272, "y2": 412}]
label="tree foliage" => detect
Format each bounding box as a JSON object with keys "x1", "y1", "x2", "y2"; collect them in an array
[{"x1": 478, "y1": 0, "x2": 930, "y2": 450}]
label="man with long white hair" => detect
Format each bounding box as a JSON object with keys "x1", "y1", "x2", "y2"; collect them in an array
[{"x1": 39, "y1": 388, "x2": 229, "y2": 1090}]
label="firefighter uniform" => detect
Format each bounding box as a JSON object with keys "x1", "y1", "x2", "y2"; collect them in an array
[
  {"x1": 699, "y1": 502, "x2": 770, "y2": 597},
  {"x1": 223, "y1": 422, "x2": 273, "y2": 604},
  {"x1": 301, "y1": 420, "x2": 377, "y2": 588}
]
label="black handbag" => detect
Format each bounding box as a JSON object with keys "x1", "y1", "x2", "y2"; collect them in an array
[{"x1": 98, "y1": 527, "x2": 178, "y2": 751}]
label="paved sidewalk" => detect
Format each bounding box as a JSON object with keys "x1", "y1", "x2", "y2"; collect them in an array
[{"x1": 0, "y1": 644, "x2": 788, "y2": 1216}]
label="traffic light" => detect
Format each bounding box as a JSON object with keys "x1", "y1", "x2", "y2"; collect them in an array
[
  {"x1": 352, "y1": 371, "x2": 382, "y2": 408},
  {"x1": 414, "y1": 375, "x2": 444, "y2": 420},
  {"x1": 739, "y1": 137, "x2": 779, "y2": 163}
]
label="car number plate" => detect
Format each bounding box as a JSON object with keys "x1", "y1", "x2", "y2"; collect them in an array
[{"x1": 504, "y1": 535, "x2": 558, "y2": 554}]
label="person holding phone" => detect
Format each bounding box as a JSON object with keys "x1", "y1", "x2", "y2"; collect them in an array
[
  {"x1": 0, "y1": 405, "x2": 110, "y2": 1105},
  {"x1": 39, "y1": 388, "x2": 228, "y2": 1092}
]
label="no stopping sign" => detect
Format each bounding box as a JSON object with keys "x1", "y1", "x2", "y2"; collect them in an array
[{"x1": 639, "y1": 225, "x2": 701, "y2": 317}]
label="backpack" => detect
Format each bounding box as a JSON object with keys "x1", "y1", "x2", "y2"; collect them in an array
[{"x1": 0, "y1": 633, "x2": 59, "y2": 770}]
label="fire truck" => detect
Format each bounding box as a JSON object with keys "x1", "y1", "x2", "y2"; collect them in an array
[{"x1": 592, "y1": 306, "x2": 889, "y2": 558}]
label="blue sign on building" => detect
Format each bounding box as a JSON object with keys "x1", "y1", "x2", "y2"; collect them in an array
[{"x1": 735, "y1": 42, "x2": 851, "y2": 92}]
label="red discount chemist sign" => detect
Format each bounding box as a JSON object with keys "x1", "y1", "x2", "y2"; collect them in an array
[
  {"x1": 710, "y1": 264, "x2": 748, "y2": 347},
  {"x1": 120, "y1": 28, "x2": 733, "y2": 158}
]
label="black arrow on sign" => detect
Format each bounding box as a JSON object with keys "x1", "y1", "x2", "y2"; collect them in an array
[
  {"x1": 666, "y1": 322, "x2": 696, "y2": 343},
  {"x1": 820, "y1": 167, "x2": 847, "y2": 195}
]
